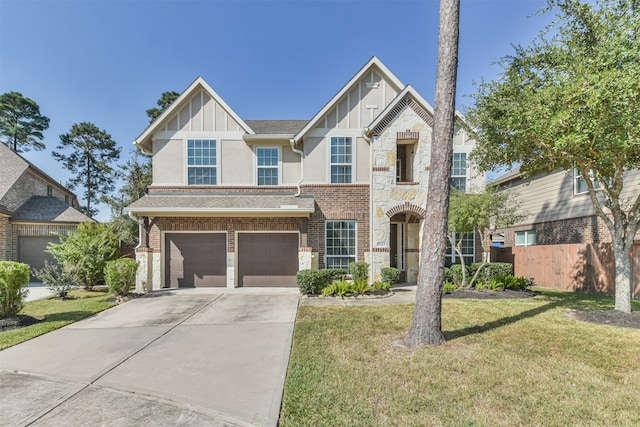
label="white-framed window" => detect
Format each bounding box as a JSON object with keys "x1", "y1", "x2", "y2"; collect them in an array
[
  {"x1": 325, "y1": 220, "x2": 356, "y2": 270},
  {"x1": 574, "y1": 168, "x2": 601, "y2": 195},
  {"x1": 187, "y1": 139, "x2": 217, "y2": 185},
  {"x1": 445, "y1": 231, "x2": 475, "y2": 266},
  {"x1": 515, "y1": 230, "x2": 537, "y2": 246},
  {"x1": 450, "y1": 152, "x2": 467, "y2": 192},
  {"x1": 330, "y1": 136, "x2": 352, "y2": 183},
  {"x1": 256, "y1": 147, "x2": 279, "y2": 186}
]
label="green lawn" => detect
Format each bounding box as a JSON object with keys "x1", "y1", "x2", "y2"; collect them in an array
[
  {"x1": 0, "y1": 289, "x2": 115, "y2": 350},
  {"x1": 280, "y1": 290, "x2": 640, "y2": 426}
]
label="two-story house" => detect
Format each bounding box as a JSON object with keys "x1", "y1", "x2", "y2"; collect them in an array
[
  {"x1": 126, "y1": 57, "x2": 483, "y2": 291},
  {"x1": 0, "y1": 143, "x2": 91, "y2": 279},
  {"x1": 491, "y1": 167, "x2": 640, "y2": 296}
]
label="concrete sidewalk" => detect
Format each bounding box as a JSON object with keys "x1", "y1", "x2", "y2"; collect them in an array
[{"x1": 1, "y1": 288, "x2": 300, "y2": 426}]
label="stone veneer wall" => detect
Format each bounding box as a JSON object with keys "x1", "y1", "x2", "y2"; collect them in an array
[{"x1": 370, "y1": 106, "x2": 432, "y2": 281}]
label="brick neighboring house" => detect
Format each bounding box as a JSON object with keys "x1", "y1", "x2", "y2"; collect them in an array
[
  {"x1": 126, "y1": 57, "x2": 484, "y2": 291},
  {"x1": 491, "y1": 167, "x2": 640, "y2": 297},
  {"x1": 0, "y1": 143, "x2": 92, "y2": 279}
]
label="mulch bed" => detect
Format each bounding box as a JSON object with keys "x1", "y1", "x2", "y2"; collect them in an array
[
  {"x1": 443, "y1": 289, "x2": 538, "y2": 299},
  {"x1": 568, "y1": 310, "x2": 640, "y2": 330},
  {"x1": 0, "y1": 315, "x2": 44, "y2": 332}
]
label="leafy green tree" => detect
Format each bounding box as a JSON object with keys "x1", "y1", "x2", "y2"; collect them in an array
[
  {"x1": 448, "y1": 190, "x2": 524, "y2": 288},
  {"x1": 103, "y1": 149, "x2": 151, "y2": 247},
  {"x1": 46, "y1": 222, "x2": 119, "y2": 290},
  {"x1": 146, "y1": 90, "x2": 179, "y2": 123},
  {"x1": 466, "y1": 0, "x2": 640, "y2": 312},
  {"x1": 53, "y1": 122, "x2": 121, "y2": 217},
  {"x1": 0, "y1": 91, "x2": 50, "y2": 152},
  {"x1": 405, "y1": 0, "x2": 460, "y2": 347}
]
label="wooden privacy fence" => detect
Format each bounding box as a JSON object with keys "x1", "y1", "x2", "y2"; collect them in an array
[{"x1": 491, "y1": 243, "x2": 640, "y2": 298}]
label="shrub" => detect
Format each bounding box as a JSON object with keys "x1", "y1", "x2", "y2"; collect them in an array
[
  {"x1": 380, "y1": 267, "x2": 401, "y2": 284},
  {"x1": 372, "y1": 281, "x2": 391, "y2": 292},
  {"x1": 443, "y1": 282, "x2": 458, "y2": 292},
  {"x1": 322, "y1": 279, "x2": 352, "y2": 297},
  {"x1": 503, "y1": 276, "x2": 530, "y2": 290},
  {"x1": 34, "y1": 261, "x2": 78, "y2": 299},
  {"x1": 47, "y1": 222, "x2": 119, "y2": 290},
  {"x1": 0, "y1": 261, "x2": 30, "y2": 317},
  {"x1": 351, "y1": 278, "x2": 370, "y2": 295},
  {"x1": 297, "y1": 269, "x2": 346, "y2": 295},
  {"x1": 104, "y1": 258, "x2": 138, "y2": 297},
  {"x1": 469, "y1": 262, "x2": 513, "y2": 283},
  {"x1": 349, "y1": 262, "x2": 369, "y2": 282},
  {"x1": 444, "y1": 264, "x2": 469, "y2": 287}
]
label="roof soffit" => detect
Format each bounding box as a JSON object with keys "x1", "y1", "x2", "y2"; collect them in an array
[{"x1": 134, "y1": 77, "x2": 255, "y2": 152}]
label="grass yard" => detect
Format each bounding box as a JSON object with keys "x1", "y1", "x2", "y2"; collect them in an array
[
  {"x1": 0, "y1": 289, "x2": 115, "y2": 350},
  {"x1": 280, "y1": 290, "x2": 640, "y2": 426}
]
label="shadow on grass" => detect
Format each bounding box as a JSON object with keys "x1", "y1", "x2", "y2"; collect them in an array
[
  {"x1": 445, "y1": 300, "x2": 564, "y2": 341},
  {"x1": 43, "y1": 311, "x2": 98, "y2": 323}
]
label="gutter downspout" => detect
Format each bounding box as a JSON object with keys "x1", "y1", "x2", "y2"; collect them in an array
[
  {"x1": 289, "y1": 138, "x2": 304, "y2": 197},
  {"x1": 362, "y1": 127, "x2": 374, "y2": 283}
]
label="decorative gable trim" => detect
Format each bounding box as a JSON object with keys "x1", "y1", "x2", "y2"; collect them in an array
[
  {"x1": 133, "y1": 77, "x2": 254, "y2": 153},
  {"x1": 368, "y1": 85, "x2": 435, "y2": 137},
  {"x1": 292, "y1": 56, "x2": 405, "y2": 143}
]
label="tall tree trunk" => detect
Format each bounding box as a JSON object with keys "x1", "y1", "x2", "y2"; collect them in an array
[
  {"x1": 405, "y1": 0, "x2": 460, "y2": 347},
  {"x1": 613, "y1": 227, "x2": 633, "y2": 313}
]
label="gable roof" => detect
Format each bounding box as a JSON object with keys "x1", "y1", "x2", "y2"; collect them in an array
[
  {"x1": 12, "y1": 196, "x2": 91, "y2": 223},
  {"x1": 0, "y1": 143, "x2": 74, "y2": 207},
  {"x1": 245, "y1": 120, "x2": 308, "y2": 135},
  {"x1": 134, "y1": 76, "x2": 254, "y2": 153},
  {"x1": 292, "y1": 56, "x2": 405, "y2": 143},
  {"x1": 365, "y1": 85, "x2": 435, "y2": 137}
]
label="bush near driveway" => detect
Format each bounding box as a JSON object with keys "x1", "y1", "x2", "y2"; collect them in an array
[
  {"x1": 104, "y1": 258, "x2": 138, "y2": 297},
  {"x1": 0, "y1": 261, "x2": 29, "y2": 317}
]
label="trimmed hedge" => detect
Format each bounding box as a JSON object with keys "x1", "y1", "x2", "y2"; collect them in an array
[
  {"x1": 297, "y1": 269, "x2": 346, "y2": 295},
  {"x1": 0, "y1": 261, "x2": 30, "y2": 317},
  {"x1": 381, "y1": 267, "x2": 401, "y2": 284},
  {"x1": 445, "y1": 262, "x2": 513, "y2": 288}
]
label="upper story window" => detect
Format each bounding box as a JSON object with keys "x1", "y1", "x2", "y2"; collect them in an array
[
  {"x1": 450, "y1": 152, "x2": 467, "y2": 192},
  {"x1": 64, "y1": 195, "x2": 70, "y2": 205},
  {"x1": 47, "y1": 185, "x2": 53, "y2": 197},
  {"x1": 187, "y1": 139, "x2": 217, "y2": 185},
  {"x1": 325, "y1": 220, "x2": 357, "y2": 270},
  {"x1": 515, "y1": 230, "x2": 537, "y2": 246},
  {"x1": 574, "y1": 168, "x2": 601, "y2": 195},
  {"x1": 257, "y1": 147, "x2": 279, "y2": 186},
  {"x1": 330, "y1": 136, "x2": 352, "y2": 183}
]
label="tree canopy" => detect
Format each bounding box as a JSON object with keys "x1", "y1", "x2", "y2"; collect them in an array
[
  {"x1": 103, "y1": 149, "x2": 152, "y2": 247},
  {"x1": 53, "y1": 122, "x2": 121, "y2": 218},
  {"x1": 146, "y1": 91, "x2": 180, "y2": 123},
  {"x1": 0, "y1": 91, "x2": 50, "y2": 152},
  {"x1": 466, "y1": 0, "x2": 640, "y2": 312}
]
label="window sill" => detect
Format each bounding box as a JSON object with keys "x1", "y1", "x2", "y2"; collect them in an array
[{"x1": 395, "y1": 181, "x2": 419, "y2": 185}]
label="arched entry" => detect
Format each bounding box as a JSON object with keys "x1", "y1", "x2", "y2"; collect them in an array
[{"x1": 386, "y1": 203, "x2": 425, "y2": 283}]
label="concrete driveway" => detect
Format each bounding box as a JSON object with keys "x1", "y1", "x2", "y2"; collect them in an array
[{"x1": 0, "y1": 288, "x2": 300, "y2": 426}]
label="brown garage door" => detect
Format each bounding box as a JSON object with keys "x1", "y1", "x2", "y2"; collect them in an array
[
  {"x1": 165, "y1": 233, "x2": 226, "y2": 288},
  {"x1": 237, "y1": 233, "x2": 298, "y2": 287},
  {"x1": 18, "y1": 236, "x2": 60, "y2": 281}
]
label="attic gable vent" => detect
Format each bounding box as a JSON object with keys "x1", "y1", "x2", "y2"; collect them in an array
[{"x1": 371, "y1": 95, "x2": 434, "y2": 137}]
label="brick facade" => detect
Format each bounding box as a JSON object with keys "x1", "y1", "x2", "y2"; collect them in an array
[{"x1": 500, "y1": 215, "x2": 610, "y2": 247}]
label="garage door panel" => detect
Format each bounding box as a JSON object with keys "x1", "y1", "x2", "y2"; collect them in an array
[
  {"x1": 18, "y1": 236, "x2": 60, "y2": 282},
  {"x1": 238, "y1": 233, "x2": 298, "y2": 287},
  {"x1": 165, "y1": 233, "x2": 226, "y2": 288}
]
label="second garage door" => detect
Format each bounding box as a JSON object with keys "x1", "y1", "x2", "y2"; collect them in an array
[
  {"x1": 165, "y1": 233, "x2": 226, "y2": 288},
  {"x1": 237, "y1": 233, "x2": 298, "y2": 287}
]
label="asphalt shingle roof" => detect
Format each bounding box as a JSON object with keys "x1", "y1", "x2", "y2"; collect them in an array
[
  {"x1": 0, "y1": 143, "x2": 30, "y2": 202},
  {"x1": 12, "y1": 196, "x2": 92, "y2": 223},
  {"x1": 245, "y1": 120, "x2": 308, "y2": 135}
]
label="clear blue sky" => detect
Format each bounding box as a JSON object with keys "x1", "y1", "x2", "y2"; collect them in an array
[{"x1": 1, "y1": 0, "x2": 554, "y2": 221}]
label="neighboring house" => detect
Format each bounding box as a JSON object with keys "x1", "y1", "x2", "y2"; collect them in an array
[
  {"x1": 0, "y1": 143, "x2": 92, "y2": 279},
  {"x1": 491, "y1": 167, "x2": 640, "y2": 297},
  {"x1": 126, "y1": 57, "x2": 483, "y2": 291}
]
